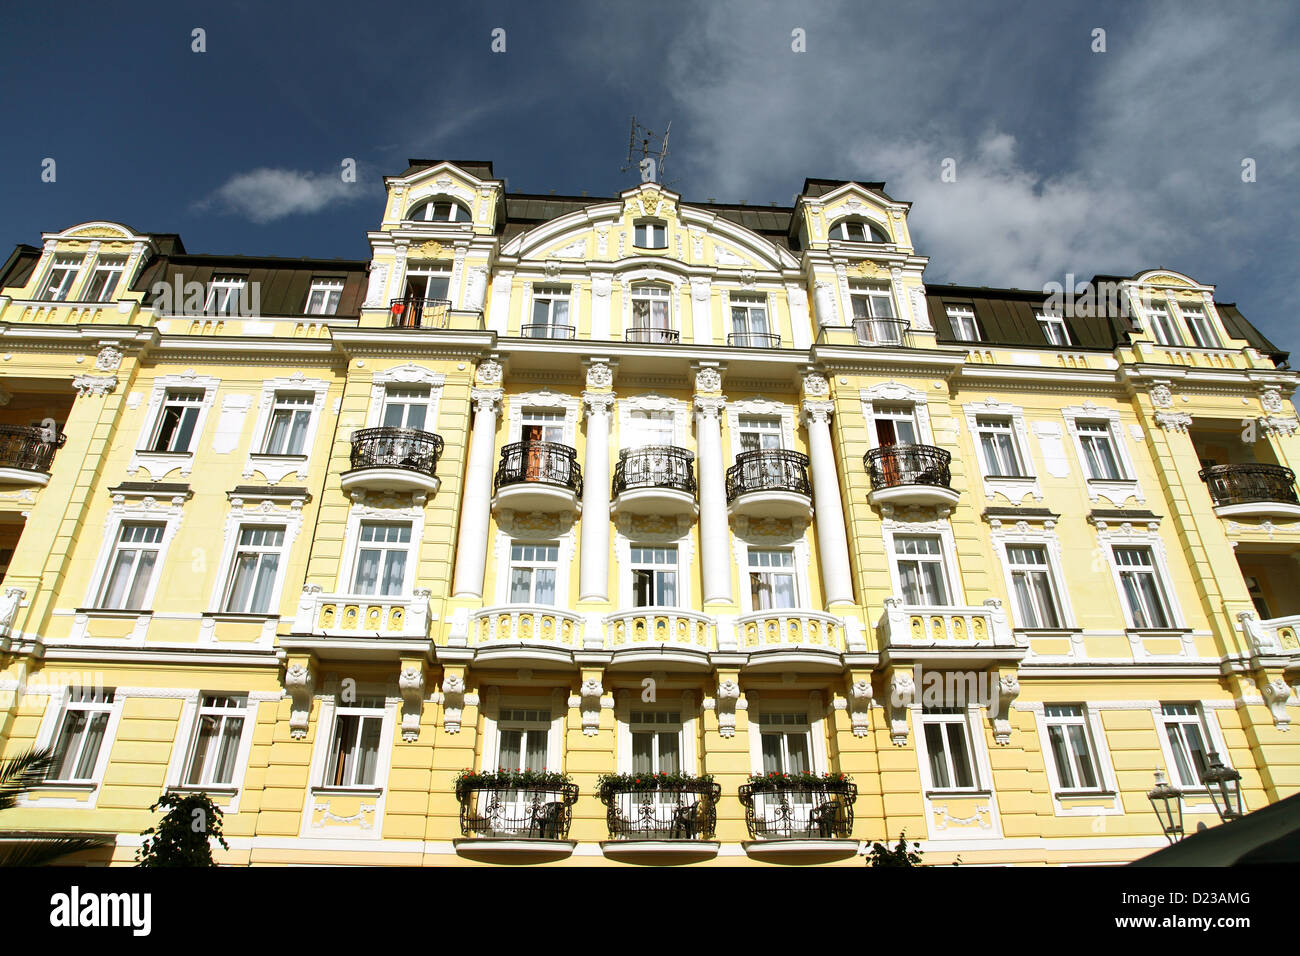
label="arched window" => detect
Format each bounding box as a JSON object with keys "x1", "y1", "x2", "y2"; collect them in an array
[
  {"x1": 829, "y1": 218, "x2": 890, "y2": 243},
  {"x1": 634, "y1": 219, "x2": 668, "y2": 249},
  {"x1": 404, "y1": 198, "x2": 472, "y2": 223}
]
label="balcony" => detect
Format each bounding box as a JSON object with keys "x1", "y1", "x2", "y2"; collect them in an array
[
  {"x1": 455, "y1": 772, "x2": 579, "y2": 860},
  {"x1": 520, "y1": 323, "x2": 575, "y2": 340},
  {"x1": 599, "y1": 775, "x2": 721, "y2": 861},
  {"x1": 854, "y1": 317, "x2": 912, "y2": 348},
  {"x1": 625, "y1": 327, "x2": 681, "y2": 344},
  {"x1": 725, "y1": 449, "x2": 813, "y2": 522},
  {"x1": 737, "y1": 776, "x2": 859, "y2": 861},
  {"x1": 289, "y1": 589, "x2": 432, "y2": 657},
  {"x1": 492, "y1": 440, "x2": 583, "y2": 514},
  {"x1": 0, "y1": 425, "x2": 65, "y2": 485},
  {"x1": 340, "y1": 427, "x2": 444, "y2": 496},
  {"x1": 464, "y1": 605, "x2": 585, "y2": 667},
  {"x1": 727, "y1": 331, "x2": 782, "y2": 348},
  {"x1": 733, "y1": 610, "x2": 847, "y2": 671},
  {"x1": 1199, "y1": 463, "x2": 1300, "y2": 518},
  {"x1": 877, "y1": 597, "x2": 1022, "y2": 665},
  {"x1": 388, "y1": 296, "x2": 451, "y2": 329},
  {"x1": 864, "y1": 443, "x2": 960, "y2": 508},
  {"x1": 602, "y1": 608, "x2": 717, "y2": 669},
  {"x1": 611, "y1": 446, "x2": 697, "y2": 518}
]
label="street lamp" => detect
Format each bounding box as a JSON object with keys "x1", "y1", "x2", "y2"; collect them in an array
[
  {"x1": 1147, "y1": 769, "x2": 1184, "y2": 844},
  {"x1": 1200, "y1": 752, "x2": 1244, "y2": 823}
]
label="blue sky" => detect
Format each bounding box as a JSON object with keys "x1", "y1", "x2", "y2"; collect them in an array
[{"x1": 2, "y1": 0, "x2": 1297, "y2": 353}]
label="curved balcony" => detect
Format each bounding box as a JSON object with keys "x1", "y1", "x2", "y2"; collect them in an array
[
  {"x1": 738, "y1": 776, "x2": 859, "y2": 861},
  {"x1": 0, "y1": 425, "x2": 66, "y2": 486},
  {"x1": 455, "y1": 774, "x2": 579, "y2": 860},
  {"x1": 725, "y1": 449, "x2": 812, "y2": 521},
  {"x1": 492, "y1": 440, "x2": 583, "y2": 514},
  {"x1": 521, "y1": 323, "x2": 575, "y2": 339},
  {"x1": 864, "y1": 443, "x2": 959, "y2": 508},
  {"x1": 465, "y1": 604, "x2": 585, "y2": 667},
  {"x1": 853, "y1": 317, "x2": 912, "y2": 348},
  {"x1": 340, "y1": 427, "x2": 443, "y2": 496},
  {"x1": 602, "y1": 608, "x2": 717, "y2": 669},
  {"x1": 389, "y1": 296, "x2": 451, "y2": 329},
  {"x1": 1199, "y1": 463, "x2": 1300, "y2": 518},
  {"x1": 727, "y1": 331, "x2": 782, "y2": 348},
  {"x1": 599, "y1": 776, "x2": 721, "y2": 861},
  {"x1": 625, "y1": 327, "x2": 681, "y2": 345},
  {"x1": 611, "y1": 445, "x2": 697, "y2": 518},
  {"x1": 734, "y1": 610, "x2": 847, "y2": 671}
]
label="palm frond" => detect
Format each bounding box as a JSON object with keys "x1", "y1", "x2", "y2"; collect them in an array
[
  {"x1": 0, "y1": 749, "x2": 56, "y2": 812},
  {"x1": 0, "y1": 835, "x2": 114, "y2": 867}
]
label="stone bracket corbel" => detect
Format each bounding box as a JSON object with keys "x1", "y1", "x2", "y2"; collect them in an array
[
  {"x1": 440, "y1": 673, "x2": 466, "y2": 734},
  {"x1": 575, "y1": 677, "x2": 610, "y2": 736},
  {"x1": 284, "y1": 660, "x2": 314, "y2": 739},
  {"x1": 988, "y1": 671, "x2": 1021, "y2": 745},
  {"x1": 849, "y1": 677, "x2": 874, "y2": 738},
  {"x1": 716, "y1": 678, "x2": 741, "y2": 738},
  {"x1": 1261, "y1": 677, "x2": 1293, "y2": 731},
  {"x1": 398, "y1": 664, "x2": 426, "y2": 742},
  {"x1": 888, "y1": 670, "x2": 914, "y2": 746}
]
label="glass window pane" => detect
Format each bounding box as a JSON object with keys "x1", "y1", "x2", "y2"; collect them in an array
[
  {"x1": 187, "y1": 714, "x2": 218, "y2": 785},
  {"x1": 924, "y1": 723, "x2": 950, "y2": 788},
  {"x1": 499, "y1": 729, "x2": 522, "y2": 770},
  {"x1": 1066, "y1": 724, "x2": 1098, "y2": 789},
  {"x1": 760, "y1": 733, "x2": 783, "y2": 774},
  {"x1": 946, "y1": 723, "x2": 975, "y2": 788},
  {"x1": 658, "y1": 731, "x2": 680, "y2": 773},
  {"x1": 211, "y1": 716, "x2": 244, "y2": 784},
  {"x1": 125, "y1": 551, "x2": 156, "y2": 609},
  {"x1": 1047, "y1": 724, "x2": 1075, "y2": 788},
  {"x1": 533, "y1": 569, "x2": 556, "y2": 606},
  {"x1": 632, "y1": 732, "x2": 653, "y2": 774},
  {"x1": 72, "y1": 712, "x2": 109, "y2": 780},
  {"x1": 786, "y1": 733, "x2": 810, "y2": 774}
]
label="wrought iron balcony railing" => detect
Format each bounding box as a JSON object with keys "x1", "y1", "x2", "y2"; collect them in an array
[
  {"x1": 737, "y1": 778, "x2": 857, "y2": 840},
  {"x1": 853, "y1": 317, "x2": 912, "y2": 348},
  {"x1": 521, "y1": 323, "x2": 576, "y2": 339},
  {"x1": 725, "y1": 449, "x2": 812, "y2": 502},
  {"x1": 494, "y1": 440, "x2": 583, "y2": 496},
  {"x1": 600, "y1": 778, "x2": 722, "y2": 841},
  {"x1": 389, "y1": 296, "x2": 452, "y2": 329},
  {"x1": 727, "y1": 331, "x2": 782, "y2": 348},
  {"x1": 349, "y1": 427, "x2": 443, "y2": 476},
  {"x1": 625, "y1": 327, "x2": 681, "y2": 344},
  {"x1": 1199, "y1": 462, "x2": 1300, "y2": 508},
  {"x1": 864, "y1": 442, "x2": 953, "y2": 490},
  {"x1": 0, "y1": 424, "x2": 66, "y2": 473},
  {"x1": 612, "y1": 445, "x2": 696, "y2": 497},
  {"x1": 458, "y1": 782, "x2": 580, "y2": 840}
]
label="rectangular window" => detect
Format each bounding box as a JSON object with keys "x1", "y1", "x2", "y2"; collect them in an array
[
  {"x1": 1044, "y1": 704, "x2": 1101, "y2": 791},
  {"x1": 851, "y1": 286, "x2": 901, "y2": 345},
  {"x1": 626, "y1": 409, "x2": 674, "y2": 447},
  {"x1": 730, "y1": 294, "x2": 773, "y2": 346},
  {"x1": 1114, "y1": 546, "x2": 1173, "y2": 628},
  {"x1": 748, "y1": 549, "x2": 797, "y2": 610},
  {"x1": 380, "y1": 387, "x2": 431, "y2": 432},
  {"x1": 757, "y1": 712, "x2": 811, "y2": 774},
  {"x1": 325, "y1": 697, "x2": 385, "y2": 788},
  {"x1": 630, "y1": 285, "x2": 672, "y2": 341},
  {"x1": 630, "y1": 710, "x2": 682, "y2": 774},
  {"x1": 737, "y1": 415, "x2": 783, "y2": 452},
  {"x1": 1076, "y1": 420, "x2": 1124, "y2": 480},
  {"x1": 149, "y1": 389, "x2": 206, "y2": 453},
  {"x1": 634, "y1": 221, "x2": 667, "y2": 249},
  {"x1": 403, "y1": 264, "x2": 451, "y2": 302},
  {"x1": 351, "y1": 523, "x2": 411, "y2": 597},
  {"x1": 496, "y1": 708, "x2": 551, "y2": 771},
  {"x1": 262, "y1": 392, "x2": 313, "y2": 455},
  {"x1": 1144, "y1": 304, "x2": 1183, "y2": 346},
  {"x1": 945, "y1": 306, "x2": 982, "y2": 342},
  {"x1": 41, "y1": 256, "x2": 83, "y2": 301},
  {"x1": 1160, "y1": 703, "x2": 1213, "y2": 788},
  {"x1": 922, "y1": 707, "x2": 977, "y2": 790},
  {"x1": 872, "y1": 405, "x2": 918, "y2": 446},
  {"x1": 203, "y1": 275, "x2": 248, "y2": 315},
  {"x1": 82, "y1": 257, "x2": 127, "y2": 303},
  {"x1": 975, "y1": 416, "x2": 1025, "y2": 477},
  {"x1": 184, "y1": 695, "x2": 247, "y2": 787},
  {"x1": 223, "y1": 526, "x2": 285, "y2": 614},
  {"x1": 49, "y1": 687, "x2": 117, "y2": 782},
  {"x1": 894, "y1": 535, "x2": 951, "y2": 606},
  {"x1": 305, "y1": 279, "x2": 344, "y2": 316},
  {"x1": 1037, "y1": 312, "x2": 1071, "y2": 347},
  {"x1": 98, "y1": 523, "x2": 164, "y2": 610},
  {"x1": 527, "y1": 285, "x2": 571, "y2": 338},
  {"x1": 1179, "y1": 305, "x2": 1220, "y2": 348},
  {"x1": 1006, "y1": 544, "x2": 1063, "y2": 628},
  {"x1": 508, "y1": 543, "x2": 560, "y2": 605},
  {"x1": 521, "y1": 409, "x2": 565, "y2": 445},
  {"x1": 631, "y1": 546, "x2": 678, "y2": 607}
]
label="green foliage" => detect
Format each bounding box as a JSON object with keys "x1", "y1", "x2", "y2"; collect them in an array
[
  {"x1": 136, "y1": 791, "x2": 229, "y2": 867},
  {"x1": 596, "y1": 771, "x2": 715, "y2": 802},
  {"x1": 868, "y1": 831, "x2": 925, "y2": 867},
  {"x1": 454, "y1": 768, "x2": 573, "y2": 801},
  {"x1": 743, "y1": 770, "x2": 852, "y2": 793},
  {"x1": 0, "y1": 748, "x2": 113, "y2": 866}
]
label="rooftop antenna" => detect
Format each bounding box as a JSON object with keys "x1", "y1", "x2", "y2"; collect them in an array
[{"x1": 621, "y1": 116, "x2": 676, "y2": 188}]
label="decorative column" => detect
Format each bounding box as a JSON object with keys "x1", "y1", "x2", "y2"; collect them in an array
[
  {"x1": 452, "y1": 366, "x2": 503, "y2": 598},
  {"x1": 694, "y1": 367, "x2": 732, "y2": 604},
  {"x1": 580, "y1": 363, "x2": 615, "y2": 601},
  {"x1": 801, "y1": 373, "x2": 854, "y2": 606}
]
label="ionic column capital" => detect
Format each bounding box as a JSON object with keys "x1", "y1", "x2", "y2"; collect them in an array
[
  {"x1": 693, "y1": 394, "x2": 727, "y2": 421},
  {"x1": 582, "y1": 390, "x2": 617, "y2": 417},
  {"x1": 801, "y1": 399, "x2": 834, "y2": 428},
  {"x1": 470, "y1": 388, "x2": 503, "y2": 417}
]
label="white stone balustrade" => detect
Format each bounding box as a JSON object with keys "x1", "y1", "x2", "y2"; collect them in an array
[
  {"x1": 293, "y1": 587, "x2": 432, "y2": 639},
  {"x1": 878, "y1": 597, "x2": 1016, "y2": 649},
  {"x1": 467, "y1": 604, "x2": 585, "y2": 649},
  {"x1": 733, "y1": 610, "x2": 846, "y2": 653},
  {"x1": 602, "y1": 608, "x2": 717, "y2": 652}
]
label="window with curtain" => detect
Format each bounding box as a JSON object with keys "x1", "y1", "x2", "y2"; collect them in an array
[
  {"x1": 1006, "y1": 544, "x2": 1063, "y2": 628},
  {"x1": 757, "y1": 712, "x2": 812, "y2": 774},
  {"x1": 496, "y1": 708, "x2": 551, "y2": 771},
  {"x1": 975, "y1": 416, "x2": 1025, "y2": 477},
  {"x1": 403, "y1": 263, "x2": 452, "y2": 302},
  {"x1": 1076, "y1": 420, "x2": 1124, "y2": 480},
  {"x1": 1044, "y1": 704, "x2": 1101, "y2": 791},
  {"x1": 1036, "y1": 312, "x2": 1072, "y2": 347},
  {"x1": 945, "y1": 306, "x2": 982, "y2": 342},
  {"x1": 528, "y1": 285, "x2": 571, "y2": 337},
  {"x1": 508, "y1": 543, "x2": 560, "y2": 605},
  {"x1": 630, "y1": 285, "x2": 673, "y2": 339},
  {"x1": 729, "y1": 294, "x2": 772, "y2": 346},
  {"x1": 872, "y1": 405, "x2": 919, "y2": 446},
  {"x1": 749, "y1": 549, "x2": 797, "y2": 610},
  {"x1": 1178, "y1": 305, "x2": 1220, "y2": 348},
  {"x1": 1113, "y1": 546, "x2": 1172, "y2": 628},
  {"x1": 1160, "y1": 703, "x2": 1214, "y2": 788},
  {"x1": 82, "y1": 256, "x2": 127, "y2": 303},
  {"x1": 850, "y1": 285, "x2": 900, "y2": 344},
  {"x1": 922, "y1": 706, "x2": 977, "y2": 790},
  {"x1": 737, "y1": 415, "x2": 783, "y2": 452},
  {"x1": 41, "y1": 255, "x2": 84, "y2": 301},
  {"x1": 262, "y1": 392, "x2": 313, "y2": 455},
  {"x1": 326, "y1": 698, "x2": 385, "y2": 788},
  {"x1": 98, "y1": 523, "x2": 164, "y2": 610},
  {"x1": 627, "y1": 409, "x2": 674, "y2": 447},
  {"x1": 630, "y1": 710, "x2": 682, "y2": 774},
  {"x1": 380, "y1": 387, "x2": 431, "y2": 431},
  {"x1": 631, "y1": 546, "x2": 678, "y2": 607},
  {"x1": 184, "y1": 695, "x2": 247, "y2": 786},
  {"x1": 49, "y1": 687, "x2": 117, "y2": 782},
  {"x1": 223, "y1": 526, "x2": 285, "y2": 614},
  {"x1": 894, "y1": 535, "x2": 951, "y2": 606},
  {"x1": 305, "y1": 278, "x2": 344, "y2": 315},
  {"x1": 352, "y1": 523, "x2": 411, "y2": 597}
]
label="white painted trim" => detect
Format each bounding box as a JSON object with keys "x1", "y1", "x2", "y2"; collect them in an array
[
  {"x1": 963, "y1": 398, "x2": 1042, "y2": 503},
  {"x1": 506, "y1": 390, "x2": 581, "y2": 445},
  {"x1": 301, "y1": 691, "x2": 397, "y2": 839},
  {"x1": 163, "y1": 690, "x2": 260, "y2": 814},
  {"x1": 128, "y1": 373, "x2": 221, "y2": 478},
  {"x1": 880, "y1": 516, "x2": 966, "y2": 607},
  {"x1": 1093, "y1": 522, "x2": 1187, "y2": 631},
  {"x1": 987, "y1": 524, "x2": 1077, "y2": 629},
  {"x1": 1032, "y1": 703, "x2": 1123, "y2": 817},
  {"x1": 1061, "y1": 402, "x2": 1144, "y2": 505},
  {"x1": 615, "y1": 529, "x2": 696, "y2": 610},
  {"x1": 491, "y1": 528, "x2": 577, "y2": 607},
  {"x1": 82, "y1": 499, "x2": 186, "y2": 612},
  {"x1": 859, "y1": 383, "x2": 935, "y2": 447},
  {"x1": 336, "y1": 501, "x2": 426, "y2": 597},
  {"x1": 243, "y1": 375, "x2": 331, "y2": 482},
  {"x1": 364, "y1": 365, "x2": 446, "y2": 430},
  {"x1": 726, "y1": 397, "x2": 797, "y2": 457},
  {"x1": 616, "y1": 393, "x2": 689, "y2": 449},
  {"x1": 731, "y1": 533, "x2": 812, "y2": 615},
  {"x1": 206, "y1": 501, "x2": 308, "y2": 617}
]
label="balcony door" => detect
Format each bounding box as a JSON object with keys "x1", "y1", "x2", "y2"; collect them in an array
[
  {"x1": 730, "y1": 295, "x2": 771, "y2": 346},
  {"x1": 381, "y1": 388, "x2": 431, "y2": 431},
  {"x1": 755, "y1": 712, "x2": 817, "y2": 836},
  {"x1": 630, "y1": 286, "x2": 673, "y2": 343},
  {"x1": 486, "y1": 707, "x2": 554, "y2": 837},
  {"x1": 873, "y1": 405, "x2": 919, "y2": 485},
  {"x1": 521, "y1": 410, "x2": 565, "y2": 482}
]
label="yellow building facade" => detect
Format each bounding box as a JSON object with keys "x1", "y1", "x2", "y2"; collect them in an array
[{"x1": 1, "y1": 160, "x2": 1298, "y2": 865}]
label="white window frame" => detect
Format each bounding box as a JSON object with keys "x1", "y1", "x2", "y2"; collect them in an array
[
  {"x1": 745, "y1": 547, "x2": 801, "y2": 612},
  {"x1": 401, "y1": 261, "x2": 453, "y2": 303},
  {"x1": 918, "y1": 705, "x2": 982, "y2": 792},
  {"x1": 244, "y1": 376, "x2": 330, "y2": 484},
  {"x1": 746, "y1": 698, "x2": 829, "y2": 777},
  {"x1": 1061, "y1": 404, "x2": 1144, "y2": 505},
  {"x1": 1093, "y1": 521, "x2": 1186, "y2": 631},
  {"x1": 218, "y1": 525, "x2": 287, "y2": 615},
  {"x1": 614, "y1": 531, "x2": 694, "y2": 609},
  {"x1": 617, "y1": 693, "x2": 698, "y2": 775},
  {"x1": 129, "y1": 374, "x2": 221, "y2": 479},
  {"x1": 728, "y1": 292, "x2": 775, "y2": 346},
  {"x1": 849, "y1": 283, "x2": 902, "y2": 345},
  {"x1": 633, "y1": 219, "x2": 667, "y2": 249},
  {"x1": 1040, "y1": 704, "x2": 1105, "y2": 792},
  {"x1": 1036, "y1": 311, "x2": 1072, "y2": 347},
  {"x1": 491, "y1": 529, "x2": 576, "y2": 607},
  {"x1": 629, "y1": 544, "x2": 681, "y2": 608},
  {"x1": 1111, "y1": 544, "x2": 1177, "y2": 630},
  {"x1": 726, "y1": 398, "x2": 797, "y2": 459},
  {"x1": 881, "y1": 519, "x2": 965, "y2": 609},
  {"x1": 525, "y1": 284, "x2": 573, "y2": 338},
  {"x1": 481, "y1": 695, "x2": 564, "y2": 774},
  {"x1": 405, "y1": 197, "x2": 472, "y2": 223},
  {"x1": 337, "y1": 503, "x2": 425, "y2": 598},
  {"x1": 506, "y1": 541, "x2": 563, "y2": 606},
  {"x1": 207, "y1": 498, "x2": 306, "y2": 619},
  {"x1": 94, "y1": 522, "x2": 167, "y2": 611},
  {"x1": 860, "y1": 383, "x2": 936, "y2": 448},
  {"x1": 81, "y1": 255, "x2": 128, "y2": 303},
  {"x1": 42, "y1": 686, "x2": 121, "y2": 786},
  {"x1": 964, "y1": 400, "x2": 1042, "y2": 503},
  {"x1": 505, "y1": 391, "x2": 580, "y2": 444},
  {"x1": 1155, "y1": 703, "x2": 1233, "y2": 795},
  {"x1": 164, "y1": 690, "x2": 262, "y2": 811},
  {"x1": 988, "y1": 523, "x2": 1076, "y2": 631},
  {"x1": 321, "y1": 695, "x2": 389, "y2": 789},
  {"x1": 305, "y1": 278, "x2": 344, "y2": 316},
  {"x1": 179, "y1": 694, "x2": 252, "y2": 788},
  {"x1": 1003, "y1": 542, "x2": 1068, "y2": 630},
  {"x1": 945, "y1": 305, "x2": 982, "y2": 342},
  {"x1": 40, "y1": 255, "x2": 84, "y2": 301},
  {"x1": 1175, "y1": 302, "x2": 1220, "y2": 349},
  {"x1": 829, "y1": 218, "x2": 889, "y2": 243},
  {"x1": 734, "y1": 535, "x2": 812, "y2": 615},
  {"x1": 1031, "y1": 703, "x2": 1122, "y2": 815},
  {"x1": 364, "y1": 365, "x2": 445, "y2": 430},
  {"x1": 300, "y1": 689, "x2": 397, "y2": 839},
  {"x1": 1143, "y1": 302, "x2": 1184, "y2": 346},
  {"x1": 82, "y1": 499, "x2": 185, "y2": 614},
  {"x1": 203, "y1": 275, "x2": 249, "y2": 315},
  {"x1": 629, "y1": 283, "x2": 675, "y2": 339}
]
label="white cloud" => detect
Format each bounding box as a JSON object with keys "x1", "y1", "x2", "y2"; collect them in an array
[{"x1": 196, "y1": 168, "x2": 367, "y2": 223}]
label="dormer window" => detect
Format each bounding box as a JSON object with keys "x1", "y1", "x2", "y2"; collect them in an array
[
  {"x1": 82, "y1": 256, "x2": 127, "y2": 303},
  {"x1": 634, "y1": 219, "x2": 667, "y2": 249},
  {"x1": 830, "y1": 219, "x2": 890, "y2": 243},
  {"x1": 945, "y1": 306, "x2": 983, "y2": 342},
  {"x1": 1177, "y1": 304, "x2": 1220, "y2": 348},
  {"x1": 305, "y1": 279, "x2": 344, "y2": 316},
  {"x1": 41, "y1": 256, "x2": 83, "y2": 301},
  {"x1": 405, "y1": 199, "x2": 471, "y2": 223}
]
